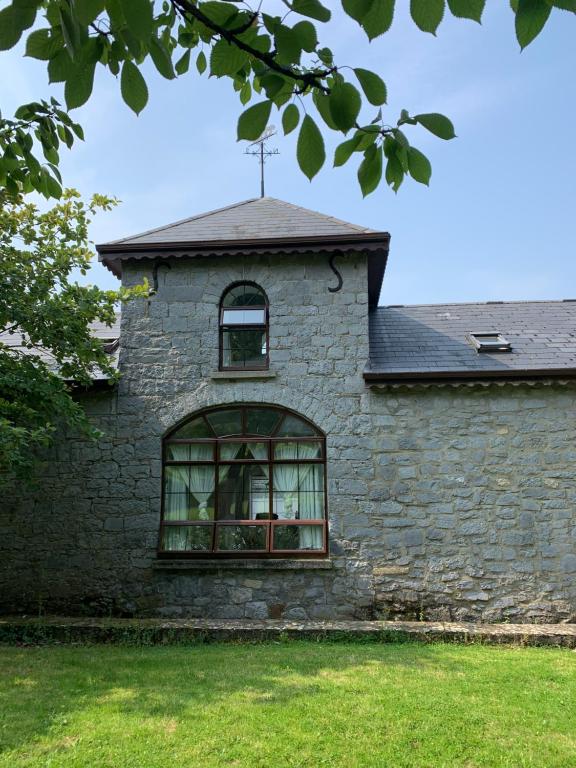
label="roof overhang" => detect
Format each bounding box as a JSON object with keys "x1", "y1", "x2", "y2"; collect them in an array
[
  {"x1": 363, "y1": 367, "x2": 576, "y2": 385},
  {"x1": 97, "y1": 232, "x2": 390, "y2": 308}
]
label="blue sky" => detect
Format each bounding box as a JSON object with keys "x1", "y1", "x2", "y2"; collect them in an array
[{"x1": 1, "y1": 3, "x2": 574, "y2": 305}]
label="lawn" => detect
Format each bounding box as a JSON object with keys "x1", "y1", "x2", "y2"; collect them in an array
[{"x1": 0, "y1": 642, "x2": 575, "y2": 768}]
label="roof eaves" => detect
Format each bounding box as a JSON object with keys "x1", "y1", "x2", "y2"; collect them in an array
[{"x1": 363, "y1": 367, "x2": 576, "y2": 384}]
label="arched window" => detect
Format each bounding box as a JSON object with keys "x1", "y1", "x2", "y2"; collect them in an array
[
  {"x1": 219, "y1": 282, "x2": 268, "y2": 370},
  {"x1": 160, "y1": 405, "x2": 327, "y2": 557}
]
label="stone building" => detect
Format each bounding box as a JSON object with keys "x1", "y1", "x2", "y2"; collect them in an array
[{"x1": 2, "y1": 197, "x2": 576, "y2": 622}]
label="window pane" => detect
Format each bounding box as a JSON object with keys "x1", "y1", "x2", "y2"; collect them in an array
[
  {"x1": 165, "y1": 443, "x2": 214, "y2": 461},
  {"x1": 216, "y1": 524, "x2": 267, "y2": 551},
  {"x1": 272, "y1": 464, "x2": 324, "y2": 520},
  {"x1": 164, "y1": 465, "x2": 215, "y2": 520},
  {"x1": 223, "y1": 285, "x2": 266, "y2": 307},
  {"x1": 274, "y1": 441, "x2": 322, "y2": 460},
  {"x1": 222, "y1": 329, "x2": 267, "y2": 369},
  {"x1": 219, "y1": 442, "x2": 268, "y2": 460},
  {"x1": 245, "y1": 408, "x2": 282, "y2": 436},
  {"x1": 222, "y1": 308, "x2": 266, "y2": 325},
  {"x1": 170, "y1": 416, "x2": 213, "y2": 439},
  {"x1": 273, "y1": 524, "x2": 324, "y2": 551},
  {"x1": 218, "y1": 464, "x2": 269, "y2": 520},
  {"x1": 205, "y1": 409, "x2": 242, "y2": 436},
  {"x1": 161, "y1": 525, "x2": 212, "y2": 552},
  {"x1": 276, "y1": 414, "x2": 318, "y2": 437}
]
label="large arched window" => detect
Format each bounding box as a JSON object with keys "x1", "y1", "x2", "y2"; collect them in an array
[
  {"x1": 219, "y1": 282, "x2": 268, "y2": 370},
  {"x1": 160, "y1": 405, "x2": 327, "y2": 557}
]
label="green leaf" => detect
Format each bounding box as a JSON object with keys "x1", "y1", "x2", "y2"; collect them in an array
[
  {"x1": 292, "y1": 20, "x2": 317, "y2": 51},
  {"x1": 120, "y1": 60, "x2": 149, "y2": 115},
  {"x1": 0, "y1": 2, "x2": 38, "y2": 51},
  {"x1": 313, "y1": 90, "x2": 338, "y2": 130},
  {"x1": 407, "y1": 146, "x2": 432, "y2": 185},
  {"x1": 333, "y1": 135, "x2": 361, "y2": 166},
  {"x1": 384, "y1": 146, "x2": 404, "y2": 192},
  {"x1": 48, "y1": 49, "x2": 73, "y2": 83},
  {"x1": 59, "y1": 5, "x2": 82, "y2": 59},
  {"x1": 210, "y1": 38, "x2": 248, "y2": 76},
  {"x1": 274, "y1": 25, "x2": 302, "y2": 64},
  {"x1": 341, "y1": 0, "x2": 373, "y2": 23},
  {"x1": 75, "y1": 0, "x2": 105, "y2": 25},
  {"x1": 122, "y1": 0, "x2": 154, "y2": 41},
  {"x1": 282, "y1": 103, "x2": 300, "y2": 135},
  {"x1": 329, "y1": 82, "x2": 362, "y2": 132},
  {"x1": 239, "y1": 82, "x2": 251, "y2": 105},
  {"x1": 358, "y1": 144, "x2": 383, "y2": 196},
  {"x1": 237, "y1": 100, "x2": 273, "y2": 141},
  {"x1": 362, "y1": 0, "x2": 396, "y2": 39},
  {"x1": 410, "y1": 0, "x2": 445, "y2": 33},
  {"x1": 515, "y1": 0, "x2": 552, "y2": 48},
  {"x1": 548, "y1": 0, "x2": 576, "y2": 10},
  {"x1": 414, "y1": 112, "x2": 456, "y2": 139},
  {"x1": 64, "y1": 57, "x2": 97, "y2": 109},
  {"x1": 149, "y1": 36, "x2": 175, "y2": 79},
  {"x1": 447, "y1": 0, "x2": 485, "y2": 21},
  {"x1": 354, "y1": 68, "x2": 387, "y2": 106},
  {"x1": 175, "y1": 49, "x2": 191, "y2": 75},
  {"x1": 196, "y1": 50, "x2": 207, "y2": 74},
  {"x1": 25, "y1": 29, "x2": 58, "y2": 60},
  {"x1": 297, "y1": 114, "x2": 325, "y2": 180},
  {"x1": 292, "y1": 0, "x2": 331, "y2": 22}
]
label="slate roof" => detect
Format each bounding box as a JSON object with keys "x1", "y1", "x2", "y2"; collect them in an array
[
  {"x1": 103, "y1": 197, "x2": 378, "y2": 246},
  {"x1": 97, "y1": 197, "x2": 390, "y2": 307},
  {"x1": 366, "y1": 301, "x2": 576, "y2": 381},
  {"x1": 0, "y1": 317, "x2": 121, "y2": 380}
]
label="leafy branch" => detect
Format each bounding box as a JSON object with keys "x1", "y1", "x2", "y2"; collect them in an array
[{"x1": 0, "y1": 0, "x2": 573, "y2": 198}]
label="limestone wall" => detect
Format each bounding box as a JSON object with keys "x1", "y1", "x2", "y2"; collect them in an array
[{"x1": 1, "y1": 252, "x2": 575, "y2": 622}]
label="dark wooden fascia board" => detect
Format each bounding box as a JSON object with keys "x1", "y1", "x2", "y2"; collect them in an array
[
  {"x1": 363, "y1": 368, "x2": 576, "y2": 384},
  {"x1": 96, "y1": 231, "x2": 390, "y2": 255}
]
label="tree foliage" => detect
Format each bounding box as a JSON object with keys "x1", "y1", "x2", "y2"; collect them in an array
[
  {"x1": 0, "y1": 190, "x2": 148, "y2": 477},
  {"x1": 0, "y1": 0, "x2": 573, "y2": 198}
]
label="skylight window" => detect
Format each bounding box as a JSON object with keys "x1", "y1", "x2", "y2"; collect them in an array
[{"x1": 467, "y1": 333, "x2": 511, "y2": 353}]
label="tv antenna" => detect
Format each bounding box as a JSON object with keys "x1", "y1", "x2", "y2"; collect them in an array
[{"x1": 244, "y1": 126, "x2": 279, "y2": 198}]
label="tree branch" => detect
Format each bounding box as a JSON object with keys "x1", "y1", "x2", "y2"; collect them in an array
[{"x1": 170, "y1": 0, "x2": 333, "y2": 94}]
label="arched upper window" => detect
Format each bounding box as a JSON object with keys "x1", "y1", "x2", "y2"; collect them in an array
[
  {"x1": 160, "y1": 405, "x2": 327, "y2": 557},
  {"x1": 219, "y1": 282, "x2": 268, "y2": 371}
]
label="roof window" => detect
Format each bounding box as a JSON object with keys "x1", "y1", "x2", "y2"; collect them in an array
[{"x1": 467, "y1": 333, "x2": 511, "y2": 353}]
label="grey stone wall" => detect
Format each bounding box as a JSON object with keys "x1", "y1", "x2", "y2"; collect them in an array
[{"x1": 1, "y1": 251, "x2": 575, "y2": 622}]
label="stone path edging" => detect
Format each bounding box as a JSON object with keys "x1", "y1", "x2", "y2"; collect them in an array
[{"x1": 1, "y1": 617, "x2": 576, "y2": 647}]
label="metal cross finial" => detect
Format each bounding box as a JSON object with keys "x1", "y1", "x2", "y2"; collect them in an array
[{"x1": 244, "y1": 126, "x2": 279, "y2": 198}]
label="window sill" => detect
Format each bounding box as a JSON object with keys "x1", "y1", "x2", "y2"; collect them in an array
[
  {"x1": 153, "y1": 559, "x2": 332, "y2": 571},
  {"x1": 210, "y1": 370, "x2": 277, "y2": 381}
]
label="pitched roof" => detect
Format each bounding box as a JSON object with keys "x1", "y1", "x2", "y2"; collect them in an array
[
  {"x1": 366, "y1": 300, "x2": 576, "y2": 382},
  {"x1": 97, "y1": 197, "x2": 390, "y2": 307},
  {"x1": 103, "y1": 197, "x2": 378, "y2": 246},
  {"x1": 0, "y1": 316, "x2": 121, "y2": 380}
]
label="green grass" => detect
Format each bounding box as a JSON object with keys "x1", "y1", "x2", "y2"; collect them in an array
[{"x1": 0, "y1": 642, "x2": 575, "y2": 767}]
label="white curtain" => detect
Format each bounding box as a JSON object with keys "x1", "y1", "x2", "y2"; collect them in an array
[
  {"x1": 164, "y1": 444, "x2": 214, "y2": 551},
  {"x1": 273, "y1": 443, "x2": 323, "y2": 550},
  {"x1": 273, "y1": 443, "x2": 300, "y2": 518}
]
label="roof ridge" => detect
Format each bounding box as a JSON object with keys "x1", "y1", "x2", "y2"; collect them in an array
[
  {"x1": 109, "y1": 198, "x2": 259, "y2": 245},
  {"x1": 377, "y1": 299, "x2": 574, "y2": 310},
  {"x1": 262, "y1": 196, "x2": 377, "y2": 233}
]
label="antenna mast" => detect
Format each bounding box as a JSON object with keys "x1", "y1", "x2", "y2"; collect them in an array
[{"x1": 244, "y1": 126, "x2": 279, "y2": 198}]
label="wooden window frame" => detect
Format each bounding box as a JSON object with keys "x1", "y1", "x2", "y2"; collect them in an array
[
  {"x1": 219, "y1": 282, "x2": 269, "y2": 372},
  {"x1": 159, "y1": 405, "x2": 328, "y2": 559}
]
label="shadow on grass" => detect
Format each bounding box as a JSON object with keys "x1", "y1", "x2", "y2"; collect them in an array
[{"x1": 0, "y1": 642, "x2": 574, "y2": 764}]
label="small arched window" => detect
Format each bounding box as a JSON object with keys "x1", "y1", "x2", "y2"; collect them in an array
[
  {"x1": 219, "y1": 282, "x2": 268, "y2": 371},
  {"x1": 160, "y1": 405, "x2": 327, "y2": 557}
]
